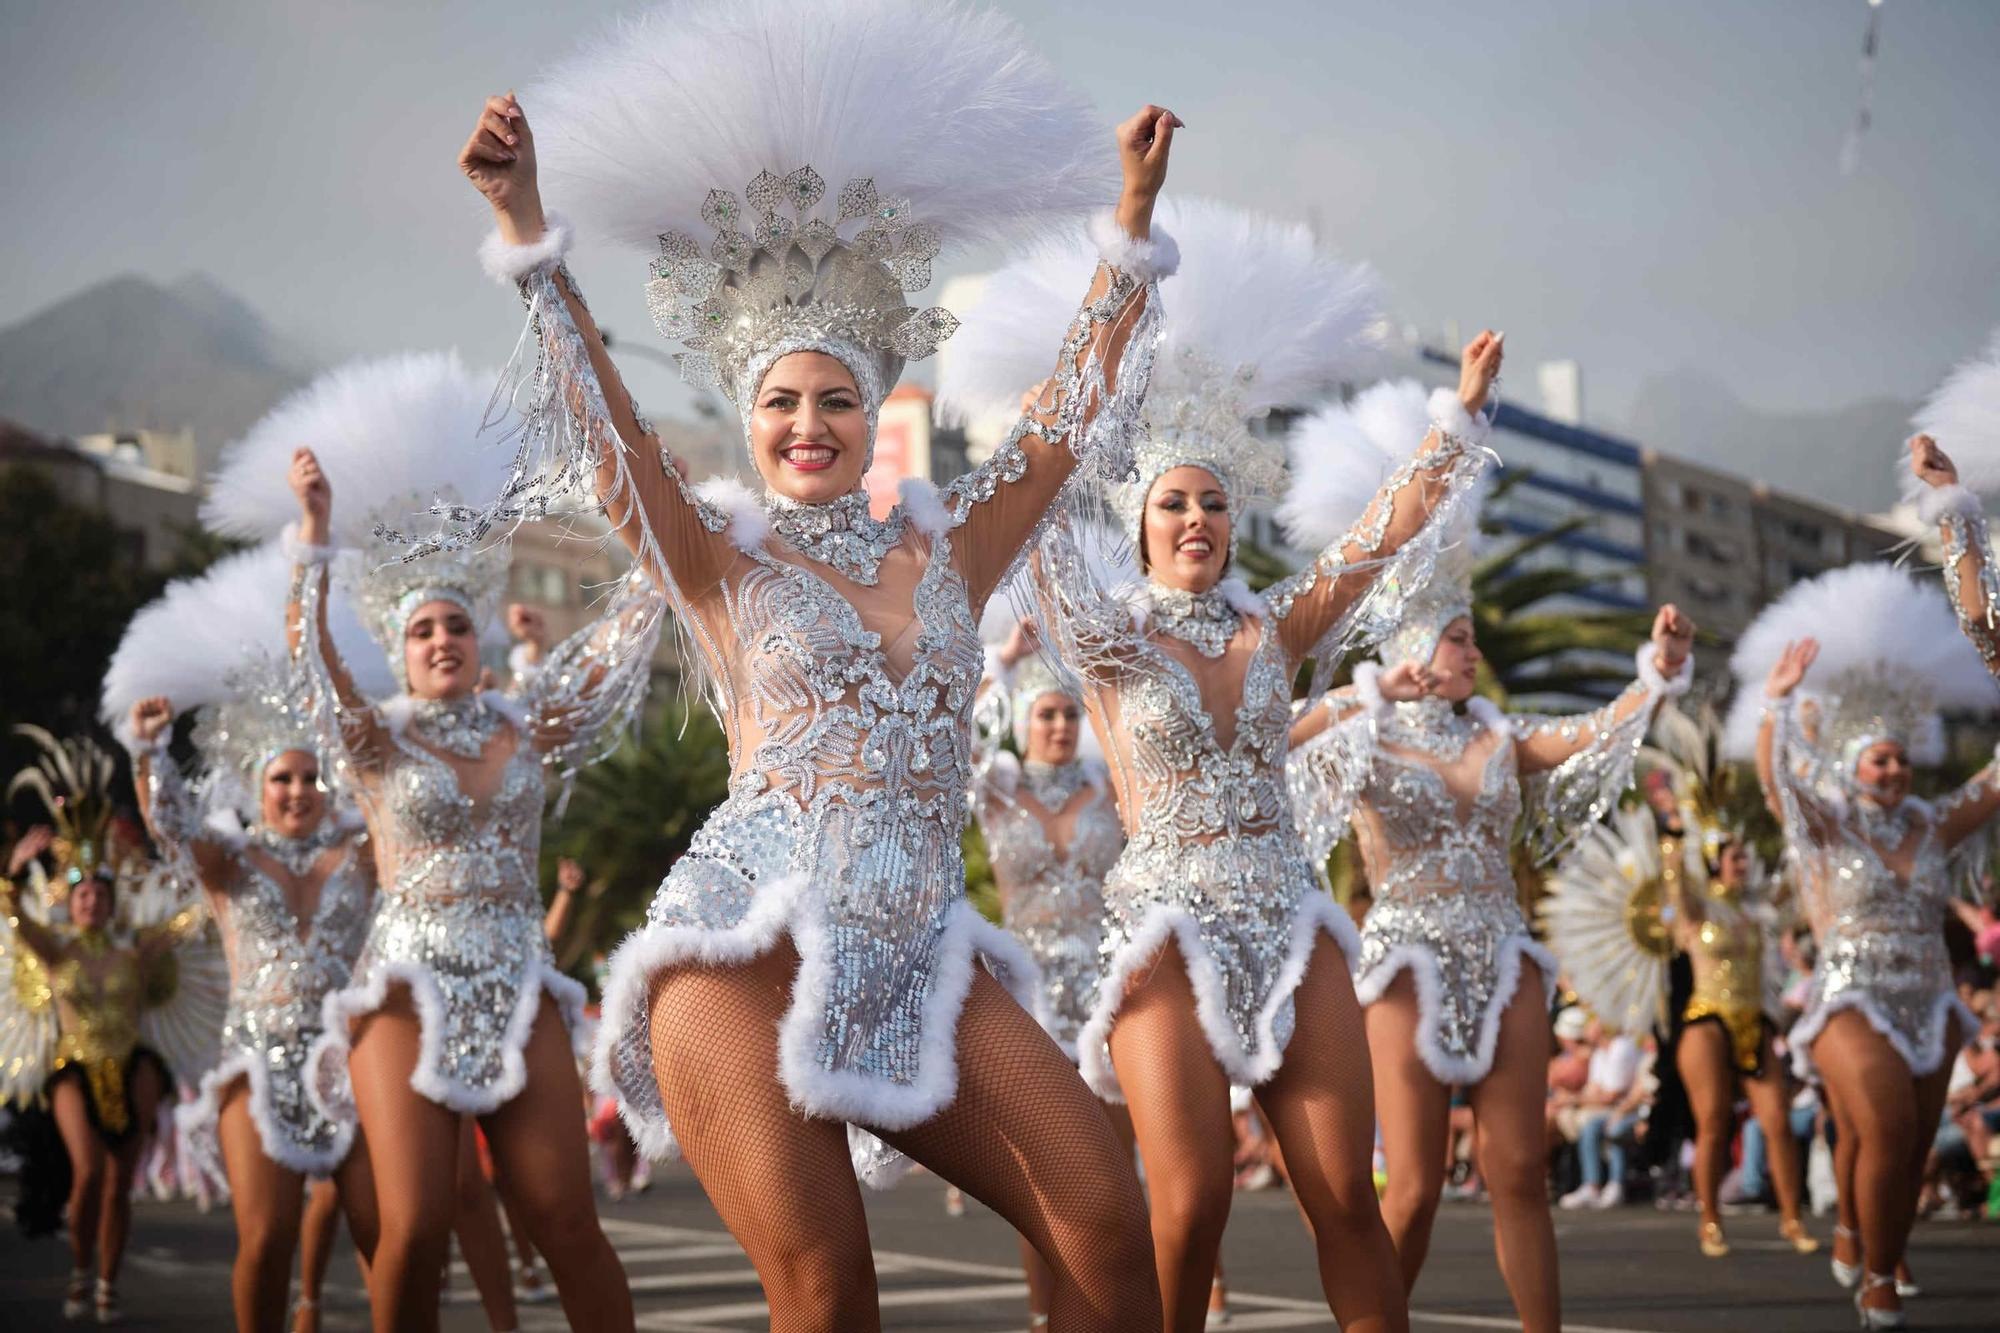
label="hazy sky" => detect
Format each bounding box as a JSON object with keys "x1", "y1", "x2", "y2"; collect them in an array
[{"x1": 3, "y1": 0, "x2": 1996, "y2": 439}]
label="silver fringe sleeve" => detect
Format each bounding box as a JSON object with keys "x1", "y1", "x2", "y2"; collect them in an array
[
  {"x1": 1512, "y1": 679, "x2": 1662, "y2": 865},
  {"x1": 511, "y1": 574, "x2": 666, "y2": 781},
  {"x1": 1267, "y1": 437, "x2": 1494, "y2": 690},
  {"x1": 1285, "y1": 702, "x2": 1377, "y2": 876},
  {"x1": 1939, "y1": 507, "x2": 2000, "y2": 678}
]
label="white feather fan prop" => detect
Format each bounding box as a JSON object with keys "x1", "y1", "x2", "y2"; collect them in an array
[
  {"x1": 529, "y1": 0, "x2": 1112, "y2": 255},
  {"x1": 201, "y1": 352, "x2": 507, "y2": 549},
  {"x1": 99, "y1": 543, "x2": 390, "y2": 733},
  {"x1": 1276, "y1": 378, "x2": 1436, "y2": 552},
  {"x1": 1721, "y1": 562, "x2": 1996, "y2": 762},
  {"x1": 939, "y1": 196, "x2": 1382, "y2": 438},
  {"x1": 1908, "y1": 327, "x2": 2000, "y2": 497},
  {"x1": 1537, "y1": 804, "x2": 1674, "y2": 1036},
  {"x1": 122, "y1": 860, "x2": 230, "y2": 1088}
]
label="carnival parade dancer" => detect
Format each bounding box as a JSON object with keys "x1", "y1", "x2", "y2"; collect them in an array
[
  {"x1": 445, "y1": 2, "x2": 1174, "y2": 1325},
  {"x1": 199, "y1": 352, "x2": 661, "y2": 1332},
  {"x1": 1284, "y1": 380, "x2": 1692, "y2": 1332},
  {"x1": 1544, "y1": 702, "x2": 1817, "y2": 1262},
  {"x1": 1725, "y1": 564, "x2": 1999, "y2": 1330},
  {"x1": 2, "y1": 733, "x2": 224, "y2": 1325},
  {"x1": 940, "y1": 196, "x2": 1494, "y2": 1332},
  {"x1": 1903, "y1": 331, "x2": 2000, "y2": 676},
  {"x1": 99, "y1": 544, "x2": 388, "y2": 1332},
  {"x1": 974, "y1": 616, "x2": 1131, "y2": 1327}
]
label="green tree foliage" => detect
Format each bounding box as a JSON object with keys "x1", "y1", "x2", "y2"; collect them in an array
[
  {"x1": 0, "y1": 466, "x2": 237, "y2": 808},
  {"x1": 537, "y1": 696, "x2": 732, "y2": 979}
]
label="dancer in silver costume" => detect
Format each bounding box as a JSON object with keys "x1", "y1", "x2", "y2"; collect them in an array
[
  {"x1": 975, "y1": 620, "x2": 1125, "y2": 1061},
  {"x1": 1284, "y1": 379, "x2": 1692, "y2": 1332},
  {"x1": 943, "y1": 196, "x2": 1495, "y2": 1332},
  {"x1": 199, "y1": 351, "x2": 657, "y2": 1333},
  {"x1": 1729, "y1": 563, "x2": 1999, "y2": 1330},
  {"x1": 974, "y1": 619, "x2": 1131, "y2": 1329},
  {"x1": 101, "y1": 543, "x2": 384, "y2": 1332},
  {"x1": 448, "y1": 3, "x2": 1171, "y2": 1325}
]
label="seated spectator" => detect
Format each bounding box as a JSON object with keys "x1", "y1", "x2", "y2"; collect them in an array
[{"x1": 1560, "y1": 1022, "x2": 1648, "y2": 1208}]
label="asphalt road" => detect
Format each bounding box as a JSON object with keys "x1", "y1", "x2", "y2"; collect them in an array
[{"x1": 4, "y1": 1166, "x2": 1995, "y2": 1330}]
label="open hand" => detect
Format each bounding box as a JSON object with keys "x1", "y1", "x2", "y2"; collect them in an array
[
  {"x1": 1764, "y1": 638, "x2": 1819, "y2": 700},
  {"x1": 556, "y1": 857, "x2": 585, "y2": 895},
  {"x1": 1458, "y1": 330, "x2": 1505, "y2": 419},
  {"x1": 129, "y1": 697, "x2": 174, "y2": 745},
  {"x1": 459, "y1": 93, "x2": 545, "y2": 241},
  {"x1": 1651, "y1": 604, "x2": 1694, "y2": 672},
  {"x1": 7, "y1": 825, "x2": 54, "y2": 879},
  {"x1": 1000, "y1": 618, "x2": 1040, "y2": 670},
  {"x1": 1909, "y1": 434, "x2": 1959, "y2": 490}
]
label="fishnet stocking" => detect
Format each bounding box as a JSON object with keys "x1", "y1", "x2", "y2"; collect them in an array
[{"x1": 648, "y1": 939, "x2": 1158, "y2": 1332}]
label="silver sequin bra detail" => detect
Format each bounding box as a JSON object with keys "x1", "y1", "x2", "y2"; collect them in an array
[
  {"x1": 1766, "y1": 701, "x2": 1984, "y2": 1079},
  {"x1": 975, "y1": 761, "x2": 1124, "y2": 1057},
  {"x1": 1145, "y1": 582, "x2": 1240, "y2": 658},
  {"x1": 763, "y1": 489, "x2": 905, "y2": 585}
]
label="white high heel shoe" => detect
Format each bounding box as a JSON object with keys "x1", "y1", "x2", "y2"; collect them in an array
[
  {"x1": 1829, "y1": 1224, "x2": 1861, "y2": 1289},
  {"x1": 1855, "y1": 1272, "x2": 1906, "y2": 1329}
]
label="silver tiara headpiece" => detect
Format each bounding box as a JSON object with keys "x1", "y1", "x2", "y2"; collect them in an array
[
  {"x1": 646, "y1": 167, "x2": 959, "y2": 421},
  {"x1": 1813, "y1": 665, "x2": 1944, "y2": 770},
  {"x1": 190, "y1": 651, "x2": 320, "y2": 809},
  {"x1": 355, "y1": 490, "x2": 510, "y2": 686},
  {"x1": 1114, "y1": 349, "x2": 1289, "y2": 560}
]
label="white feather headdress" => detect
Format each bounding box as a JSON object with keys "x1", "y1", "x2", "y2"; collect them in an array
[
  {"x1": 201, "y1": 353, "x2": 515, "y2": 678},
  {"x1": 1907, "y1": 327, "x2": 2000, "y2": 499},
  {"x1": 938, "y1": 197, "x2": 1382, "y2": 551},
  {"x1": 1721, "y1": 562, "x2": 1996, "y2": 765},
  {"x1": 1277, "y1": 378, "x2": 1487, "y2": 667},
  {"x1": 529, "y1": 0, "x2": 1113, "y2": 416},
  {"x1": 100, "y1": 544, "x2": 388, "y2": 808}
]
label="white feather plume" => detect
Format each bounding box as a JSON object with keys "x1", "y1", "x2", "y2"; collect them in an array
[
  {"x1": 1908, "y1": 327, "x2": 2000, "y2": 498},
  {"x1": 1721, "y1": 562, "x2": 1997, "y2": 759},
  {"x1": 528, "y1": 0, "x2": 1113, "y2": 254},
  {"x1": 201, "y1": 352, "x2": 507, "y2": 548},
  {"x1": 938, "y1": 197, "x2": 1381, "y2": 434},
  {"x1": 99, "y1": 544, "x2": 390, "y2": 730},
  {"x1": 1276, "y1": 379, "x2": 1435, "y2": 551}
]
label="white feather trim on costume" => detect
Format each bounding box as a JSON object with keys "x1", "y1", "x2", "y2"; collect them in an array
[
  {"x1": 1720, "y1": 562, "x2": 1997, "y2": 760},
  {"x1": 1789, "y1": 988, "x2": 1977, "y2": 1082},
  {"x1": 528, "y1": 0, "x2": 1114, "y2": 255},
  {"x1": 1916, "y1": 482, "x2": 1983, "y2": 524},
  {"x1": 1350, "y1": 662, "x2": 1391, "y2": 717},
  {"x1": 280, "y1": 523, "x2": 336, "y2": 566},
  {"x1": 179, "y1": 1052, "x2": 357, "y2": 1178},
  {"x1": 1352, "y1": 935, "x2": 1558, "y2": 1086},
  {"x1": 202, "y1": 352, "x2": 510, "y2": 549},
  {"x1": 691, "y1": 475, "x2": 769, "y2": 551},
  {"x1": 310, "y1": 957, "x2": 589, "y2": 1118},
  {"x1": 1087, "y1": 208, "x2": 1181, "y2": 281},
  {"x1": 1909, "y1": 327, "x2": 2000, "y2": 498},
  {"x1": 1635, "y1": 643, "x2": 1695, "y2": 698},
  {"x1": 478, "y1": 212, "x2": 574, "y2": 285},
  {"x1": 1076, "y1": 894, "x2": 1360, "y2": 1102},
  {"x1": 1466, "y1": 696, "x2": 1507, "y2": 730},
  {"x1": 1426, "y1": 386, "x2": 1489, "y2": 444},
  {"x1": 591, "y1": 875, "x2": 1044, "y2": 1184},
  {"x1": 100, "y1": 543, "x2": 390, "y2": 729},
  {"x1": 897, "y1": 477, "x2": 953, "y2": 537}
]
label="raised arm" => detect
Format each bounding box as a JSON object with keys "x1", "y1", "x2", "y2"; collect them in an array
[
  {"x1": 1266, "y1": 333, "x2": 1504, "y2": 667},
  {"x1": 1938, "y1": 751, "x2": 2000, "y2": 850},
  {"x1": 1756, "y1": 638, "x2": 1841, "y2": 843},
  {"x1": 283, "y1": 448, "x2": 386, "y2": 763},
  {"x1": 460, "y1": 94, "x2": 735, "y2": 614},
  {"x1": 1910, "y1": 435, "x2": 2000, "y2": 676},
  {"x1": 121, "y1": 697, "x2": 231, "y2": 887},
  {"x1": 2, "y1": 827, "x2": 64, "y2": 964},
  {"x1": 1515, "y1": 606, "x2": 1695, "y2": 773},
  {"x1": 544, "y1": 857, "x2": 585, "y2": 945},
  {"x1": 946, "y1": 106, "x2": 1181, "y2": 608}
]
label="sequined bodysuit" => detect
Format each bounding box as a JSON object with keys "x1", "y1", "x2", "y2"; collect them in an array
[
  {"x1": 46, "y1": 932, "x2": 148, "y2": 1138},
  {"x1": 1766, "y1": 700, "x2": 1986, "y2": 1078},
  {"x1": 296, "y1": 583, "x2": 659, "y2": 1113},
  {"x1": 138, "y1": 756, "x2": 375, "y2": 1172},
  {"x1": 1678, "y1": 895, "x2": 1774, "y2": 1077},
  {"x1": 490, "y1": 254, "x2": 1167, "y2": 1164},
  {"x1": 1289, "y1": 655, "x2": 1682, "y2": 1086},
  {"x1": 1033, "y1": 442, "x2": 1489, "y2": 1099},
  {"x1": 971, "y1": 754, "x2": 1124, "y2": 1058}
]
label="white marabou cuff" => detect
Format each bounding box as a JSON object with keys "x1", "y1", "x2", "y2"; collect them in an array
[
  {"x1": 1426, "y1": 387, "x2": 1491, "y2": 446},
  {"x1": 1088, "y1": 209, "x2": 1180, "y2": 281},
  {"x1": 1916, "y1": 483, "x2": 1982, "y2": 525},
  {"x1": 479, "y1": 212, "x2": 574, "y2": 285},
  {"x1": 281, "y1": 522, "x2": 336, "y2": 566}
]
